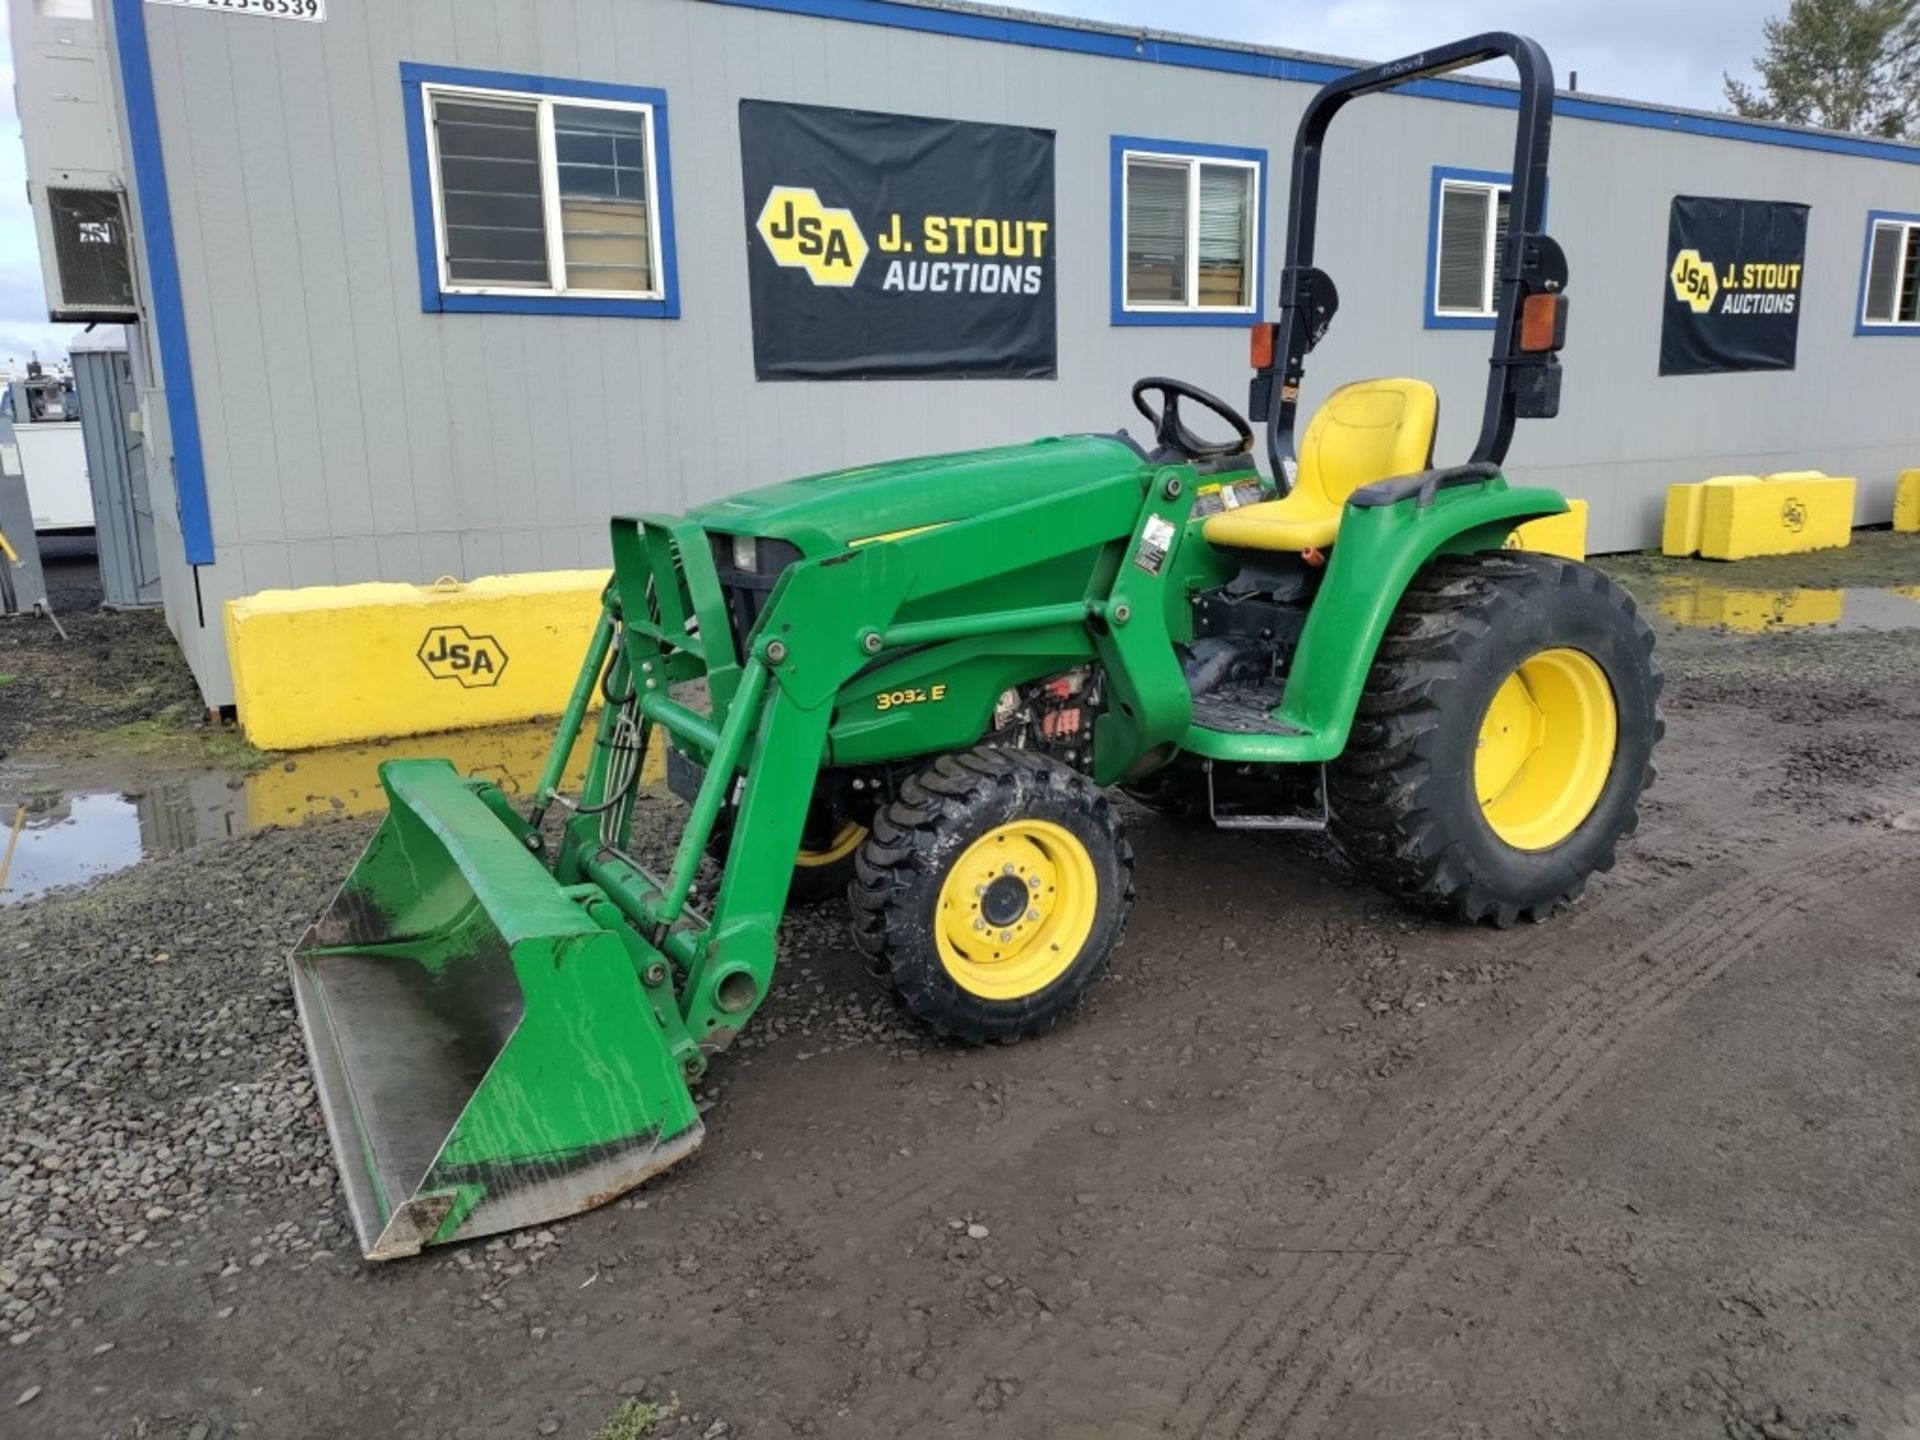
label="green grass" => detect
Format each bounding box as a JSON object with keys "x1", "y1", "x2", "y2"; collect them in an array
[
  {"x1": 0, "y1": 673, "x2": 14, "y2": 686},
  {"x1": 586, "y1": 1401, "x2": 659, "y2": 1440},
  {"x1": 70, "y1": 716, "x2": 268, "y2": 770}
]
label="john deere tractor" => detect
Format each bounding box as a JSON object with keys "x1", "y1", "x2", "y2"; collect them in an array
[{"x1": 292, "y1": 33, "x2": 1661, "y2": 1259}]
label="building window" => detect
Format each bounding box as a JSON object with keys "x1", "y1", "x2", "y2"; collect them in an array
[
  {"x1": 1111, "y1": 136, "x2": 1266, "y2": 327},
  {"x1": 1858, "y1": 211, "x2": 1920, "y2": 333},
  {"x1": 401, "y1": 64, "x2": 679, "y2": 319},
  {"x1": 1427, "y1": 168, "x2": 1513, "y2": 329}
]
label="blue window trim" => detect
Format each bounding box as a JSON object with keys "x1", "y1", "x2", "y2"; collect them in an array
[
  {"x1": 1854, "y1": 209, "x2": 1920, "y2": 336},
  {"x1": 1425, "y1": 166, "x2": 1514, "y2": 332},
  {"x1": 110, "y1": 0, "x2": 213, "y2": 565},
  {"x1": 400, "y1": 63, "x2": 681, "y2": 319},
  {"x1": 1110, "y1": 135, "x2": 1268, "y2": 327}
]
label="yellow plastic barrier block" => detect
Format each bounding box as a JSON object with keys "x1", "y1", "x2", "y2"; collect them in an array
[
  {"x1": 1506, "y1": 498, "x2": 1588, "y2": 560},
  {"x1": 1896, "y1": 470, "x2": 1920, "y2": 533},
  {"x1": 1661, "y1": 476, "x2": 1760, "y2": 557},
  {"x1": 225, "y1": 570, "x2": 609, "y2": 750},
  {"x1": 1699, "y1": 475, "x2": 1853, "y2": 561}
]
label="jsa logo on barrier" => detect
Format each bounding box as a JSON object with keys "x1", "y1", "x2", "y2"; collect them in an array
[
  {"x1": 418, "y1": 626, "x2": 508, "y2": 688},
  {"x1": 756, "y1": 187, "x2": 869, "y2": 287}
]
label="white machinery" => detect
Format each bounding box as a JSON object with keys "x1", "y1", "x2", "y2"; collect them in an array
[{"x1": 2, "y1": 365, "x2": 93, "y2": 533}]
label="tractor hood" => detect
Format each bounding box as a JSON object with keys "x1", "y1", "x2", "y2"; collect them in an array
[{"x1": 683, "y1": 434, "x2": 1147, "y2": 555}]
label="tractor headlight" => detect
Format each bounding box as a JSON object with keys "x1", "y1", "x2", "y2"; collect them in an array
[{"x1": 730, "y1": 535, "x2": 758, "y2": 574}]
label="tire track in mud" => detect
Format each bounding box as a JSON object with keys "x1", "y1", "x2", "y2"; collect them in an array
[
  {"x1": 828, "y1": 850, "x2": 1705, "y2": 1242},
  {"x1": 815, "y1": 851, "x2": 1728, "y2": 1430},
  {"x1": 1172, "y1": 836, "x2": 1912, "y2": 1439}
]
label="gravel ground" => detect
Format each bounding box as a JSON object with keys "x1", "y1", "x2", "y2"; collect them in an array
[
  {"x1": 3, "y1": 538, "x2": 1920, "y2": 1438},
  {"x1": 0, "y1": 823, "x2": 362, "y2": 1340}
]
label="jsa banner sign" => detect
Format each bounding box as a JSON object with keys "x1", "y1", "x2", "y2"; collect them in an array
[
  {"x1": 740, "y1": 101, "x2": 1057, "y2": 380},
  {"x1": 1660, "y1": 195, "x2": 1809, "y2": 376}
]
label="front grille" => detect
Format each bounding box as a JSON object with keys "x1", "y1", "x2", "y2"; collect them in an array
[{"x1": 708, "y1": 535, "x2": 801, "y2": 663}]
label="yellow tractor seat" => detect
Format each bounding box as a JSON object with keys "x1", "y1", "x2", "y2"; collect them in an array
[{"x1": 1204, "y1": 378, "x2": 1440, "y2": 553}]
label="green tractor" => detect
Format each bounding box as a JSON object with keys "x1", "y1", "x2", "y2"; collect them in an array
[{"x1": 292, "y1": 33, "x2": 1661, "y2": 1259}]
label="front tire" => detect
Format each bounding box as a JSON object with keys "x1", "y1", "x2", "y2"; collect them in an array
[
  {"x1": 1330, "y1": 553, "x2": 1663, "y2": 926},
  {"x1": 849, "y1": 748, "x2": 1133, "y2": 1044}
]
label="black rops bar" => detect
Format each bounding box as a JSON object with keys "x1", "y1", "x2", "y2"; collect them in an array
[{"x1": 1253, "y1": 33, "x2": 1569, "y2": 482}]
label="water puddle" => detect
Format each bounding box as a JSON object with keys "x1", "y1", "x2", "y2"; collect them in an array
[
  {"x1": 0, "y1": 721, "x2": 650, "y2": 906},
  {"x1": 1653, "y1": 580, "x2": 1920, "y2": 634}
]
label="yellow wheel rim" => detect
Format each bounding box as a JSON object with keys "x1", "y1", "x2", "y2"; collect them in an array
[
  {"x1": 1475, "y1": 647, "x2": 1618, "y2": 851},
  {"x1": 795, "y1": 820, "x2": 866, "y2": 869},
  {"x1": 935, "y1": 819, "x2": 1098, "y2": 1000}
]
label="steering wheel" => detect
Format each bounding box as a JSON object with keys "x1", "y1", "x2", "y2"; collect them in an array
[{"x1": 1130, "y1": 376, "x2": 1255, "y2": 462}]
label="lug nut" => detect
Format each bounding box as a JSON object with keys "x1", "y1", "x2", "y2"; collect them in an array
[
  {"x1": 1027, "y1": 909, "x2": 1040, "y2": 922},
  {"x1": 1000, "y1": 930, "x2": 1014, "y2": 943},
  {"x1": 1027, "y1": 876, "x2": 1040, "y2": 889}
]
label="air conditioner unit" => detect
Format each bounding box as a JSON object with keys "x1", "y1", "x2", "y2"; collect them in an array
[
  {"x1": 44, "y1": 186, "x2": 139, "y2": 322},
  {"x1": 10, "y1": 0, "x2": 141, "y2": 324}
]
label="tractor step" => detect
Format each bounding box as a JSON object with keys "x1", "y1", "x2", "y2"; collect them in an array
[
  {"x1": 1206, "y1": 760, "x2": 1329, "y2": 831},
  {"x1": 1189, "y1": 681, "x2": 1304, "y2": 736}
]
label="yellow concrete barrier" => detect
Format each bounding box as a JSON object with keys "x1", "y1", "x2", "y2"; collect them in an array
[
  {"x1": 1507, "y1": 498, "x2": 1588, "y2": 561},
  {"x1": 1896, "y1": 470, "x2": 1920, "y2": 533},
  {"x1": 1699, "y1": 473, "x2": 1854, "y2": 560},
  {"x1": 225, "y1": 571, "x2": 608, "y2": 750},
  {"x1": 1661, "y1": 476, "x2": 1759, "y2": 557}
]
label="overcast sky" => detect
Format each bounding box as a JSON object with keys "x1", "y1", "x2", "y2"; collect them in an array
[{"x1": 0, "y1": 0, "x2": 1772, "y2": 367}]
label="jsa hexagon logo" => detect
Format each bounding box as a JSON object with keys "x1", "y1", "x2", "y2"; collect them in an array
[
  {"x1": 418, "y1": 625, "x2": 508, "y2": 688},
  {"x1": 1670, "y1": 248, "x2": 1718, "y2": 314},
  {"x1": 756, "y1": 186, "x2": 869, "y2": 287}
]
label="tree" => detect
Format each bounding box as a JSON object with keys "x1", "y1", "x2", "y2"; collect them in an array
[{"x1": 1724, "y1": 0, "x2": 1919, "y2": 138}]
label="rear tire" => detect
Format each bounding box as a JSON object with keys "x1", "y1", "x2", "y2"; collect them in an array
[
  {"x1": 1330, "y1": 552, "x2": 1662, "y2": 926},
  {"x1": 850, "y1": 747, "x2": 1133, "y2": 1044}
]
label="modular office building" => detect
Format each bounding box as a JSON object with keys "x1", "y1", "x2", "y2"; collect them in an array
[{"x1": 11, "y1": 0, "x2": 1920, "y2": 706}]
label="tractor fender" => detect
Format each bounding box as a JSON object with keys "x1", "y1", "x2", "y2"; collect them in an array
[{"x1": 1268, "y1": 481, "x2": 1567, "y2": 760}]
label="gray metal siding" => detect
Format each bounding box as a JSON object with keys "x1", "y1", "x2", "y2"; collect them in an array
[{"x1": 121, "y1": 0, "x2": 1920, "y2": 703}]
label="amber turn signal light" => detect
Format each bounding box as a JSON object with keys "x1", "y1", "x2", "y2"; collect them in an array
[
  {"x1": 1518, "y1": 292, "x2": 1568, "y2": 353},
  {"x1": 1249, "y1": 322, "x2": 1277, "y2": 370}
]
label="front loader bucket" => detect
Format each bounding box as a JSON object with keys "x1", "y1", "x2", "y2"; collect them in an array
[{"x1": 290, "y1": 759, "x2": 702, "y2": 1260}]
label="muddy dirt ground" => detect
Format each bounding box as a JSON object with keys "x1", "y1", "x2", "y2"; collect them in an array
[
  {"x1": 0, "y1": 551, "x2": 224, "y2": 761},
  {"x1": 5, "y1": 537, "x2": 1920, "y2": 1439}
]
